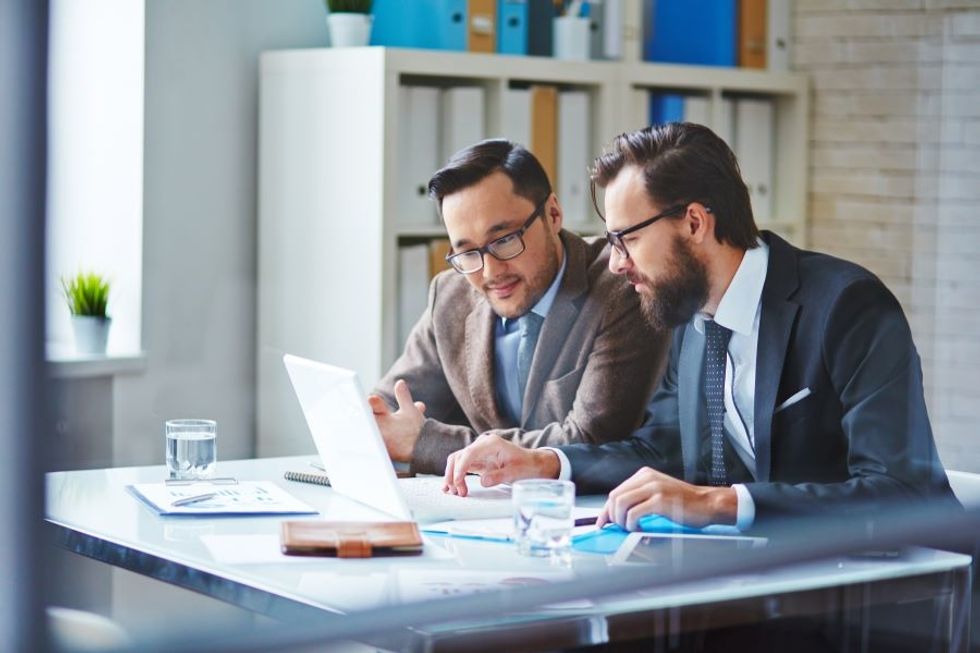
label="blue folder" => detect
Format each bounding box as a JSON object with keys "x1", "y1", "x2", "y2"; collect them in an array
[
  {"x1": 572, "y1": 514, "x2": 699, "y2": 554},
  {"x1": 644, "y1": 0, "x2": 736, "y2": 66},
  {"x1": 647, "y1": 93, "x2": 685, "y2": 126},
  {"x1": 498, "y1": 0, "x2": 528, "y2": 55},
  {"x1": 527, "y1": 0, "x2": 557, "y2": 56},
  {"x1": 371, "y1": 0, "x2": 467, "y2": 51}
]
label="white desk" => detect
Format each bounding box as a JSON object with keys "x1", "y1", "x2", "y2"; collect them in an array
[{"x1": 46, "y1": 456, "x2": 972, "y2": 652}]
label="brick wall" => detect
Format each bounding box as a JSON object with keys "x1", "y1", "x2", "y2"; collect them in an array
[{"x1": 792, "y1": 0, "x2": 980, "y2": 471}]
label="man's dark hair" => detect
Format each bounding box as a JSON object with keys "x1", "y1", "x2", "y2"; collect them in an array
[
  {"x1": 428, "y1": 138, "x2": 552, "y2": 211},
  {"x1": 591, "y1": 123, "x2": 759, "y2": 250}
]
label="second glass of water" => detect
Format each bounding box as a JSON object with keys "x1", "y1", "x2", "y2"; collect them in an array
[
  {"x1": 166, "y1": 419, "x2": 216, "y2": 480},
  {"x1": 512, "y1": 479, "x2": 575, "y2": 557}
]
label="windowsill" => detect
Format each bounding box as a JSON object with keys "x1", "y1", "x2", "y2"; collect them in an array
[{"x1": 47, "y1": 349, "x2": 147, "y2": 379}]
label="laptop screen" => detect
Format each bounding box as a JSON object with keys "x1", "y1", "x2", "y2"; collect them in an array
[{"x1": 283, "y1": 354, "x2": 412, "y2": 521}]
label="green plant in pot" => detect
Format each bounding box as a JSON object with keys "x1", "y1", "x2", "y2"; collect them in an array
[
  {"x1": 325, "y1": 0, "x2": 374, "y2": 48},
  {"x1": 61, "y1": 272, "x2": 112, "y2": 355}
]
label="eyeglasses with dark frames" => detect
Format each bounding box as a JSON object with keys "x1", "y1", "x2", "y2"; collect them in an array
[
  {"x1": 604, "y1": 203, "x2": 691, "y2": 259},
  {"x1": 591, "y1": 181, "x2": 716, "y2": 260},
  {"x1": 445, "y1": 198, "x2": 549, "y2": 274}
]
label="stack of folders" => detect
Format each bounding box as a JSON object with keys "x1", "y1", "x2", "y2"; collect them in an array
[
  {"x1": 396, "y1": 83, "x2": 483, "y2": 345},
  {"x1": 364, "y1": 0, "x2": 793, "y2": 67},
  {"x1": 398, "y1": 84, "x2": 486, "y2": 227},
  {"x1": 643, "y1": 0, "x2": 789, "y2": 70},
  {"x1": 370, "y1": 0, "x2": 497, "y2": 53},
  {"x1": 501, "y1": 85, "x2": 593, "y2": 227},
  {"x1": 370, "y1": 0, "x2": 625, "y2": 59}
]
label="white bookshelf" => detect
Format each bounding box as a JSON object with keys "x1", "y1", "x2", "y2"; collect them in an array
[{"x1": 256, "y1": 47, "x2": 809, "y2": 455}]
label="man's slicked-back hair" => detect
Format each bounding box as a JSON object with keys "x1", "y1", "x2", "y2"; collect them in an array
[
  {"x1": 428, "y1": 138, "x2": 552, "y2": 211},
  {"x1": 591, "y1": 123, "x2": 759, "y2": 250}
]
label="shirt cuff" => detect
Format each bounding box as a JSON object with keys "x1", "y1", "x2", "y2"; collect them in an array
[
  {"x1": 732, "y1": 483, "x2": 756, "y2": 531},
  {"x1": 542, "y1": 447, "x2": 572, "y2": 480}
]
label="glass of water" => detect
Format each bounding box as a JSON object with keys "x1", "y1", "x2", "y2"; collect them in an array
[
  {"x1": 165, "y1": 419, "x2": 216, "y2": 480},
  {"x1": 512, "y1": 479, "x2": 575, "y2": 557}
]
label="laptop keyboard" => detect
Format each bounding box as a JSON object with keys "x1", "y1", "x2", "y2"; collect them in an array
[{"x1": 398, "y1": 476, "x2": 513, "y2": 521}]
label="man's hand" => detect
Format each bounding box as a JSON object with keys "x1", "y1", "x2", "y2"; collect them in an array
[
  {"x1": 596, "y1": 467, "x2": 738, "y2": 531},
  {"x1": 367, "y1": 379, "x2": 426, "y2": 463},
  {"x1": 442, "y1": 433, "x2": 560, "y2": 496}
]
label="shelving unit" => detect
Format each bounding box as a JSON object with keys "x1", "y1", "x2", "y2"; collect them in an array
[{"x1": 256, "y1": 47, "x2": 809, "y2": 455}]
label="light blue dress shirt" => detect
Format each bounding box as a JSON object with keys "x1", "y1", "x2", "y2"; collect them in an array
[{"x1": 494, "y1": 250, "x2": 567, "y2": 423}]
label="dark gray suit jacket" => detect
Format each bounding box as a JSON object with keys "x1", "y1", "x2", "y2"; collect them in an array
[
  {"x1": 376, "y1": 231, "x2": 670, "y2": 475},
  {"x1": 561, "y1": 232, "x2": 957, "y2": 525}
]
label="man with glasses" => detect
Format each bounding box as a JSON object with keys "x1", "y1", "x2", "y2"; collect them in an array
[
  {"x1": 442, "y1": 124, "x2": 956, "y2": 531},
  {"x1": 369, "y1": 139, "x2": 670, "y2": 475}
]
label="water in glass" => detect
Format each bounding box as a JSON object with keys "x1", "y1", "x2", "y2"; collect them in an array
[
  {"x1": 166, "y1": 419, "x2": 216, "y2": 479},
  {"x1": 513, "y1": 479, "x2": 574, "y2": 557}
]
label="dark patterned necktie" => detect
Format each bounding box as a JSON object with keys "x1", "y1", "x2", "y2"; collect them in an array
[{"x1": 704, "y1": 320, "x2": 733, "y2": 486}]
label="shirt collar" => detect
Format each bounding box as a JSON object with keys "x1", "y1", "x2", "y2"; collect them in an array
[
  {"x1": 502, "y1": 246, "x2": 567, "y2": 329},
  {"x1": 693, "y1": 239, "x2": 769, "y2": 336}
]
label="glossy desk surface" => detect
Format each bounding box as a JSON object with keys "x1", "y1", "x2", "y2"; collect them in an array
[{"x1": 47, "y1": 456, "x2": 972, "y2": 650}]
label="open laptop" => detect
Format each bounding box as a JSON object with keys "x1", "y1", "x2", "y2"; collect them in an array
[{"x1": 282, "y1": 354, "x2": 513, "y2": 523}]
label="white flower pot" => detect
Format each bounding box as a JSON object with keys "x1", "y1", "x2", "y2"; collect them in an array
[
  {"x1": 71, "y1": 316, "x2": 111, "y2": 355},
  {"x1": 327, "y1": 13, "x2": 373, "y2": 48}
]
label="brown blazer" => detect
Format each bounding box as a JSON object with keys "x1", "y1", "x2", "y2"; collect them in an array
[{"x1": 374, "y1": 231, "x2": 670, "y2": 474}]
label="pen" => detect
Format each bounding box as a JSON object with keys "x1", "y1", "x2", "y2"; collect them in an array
[
  {"x1": 171, "y1": 492, "x2": 217, "y2": 507},
  {"x1": 574, "y1": 516, "x2": 598, "y2": 527}
]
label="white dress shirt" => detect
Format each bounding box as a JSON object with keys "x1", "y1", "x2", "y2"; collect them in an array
[{"x1": 550, "y1": 240, "x2": 770, "y2": 531}]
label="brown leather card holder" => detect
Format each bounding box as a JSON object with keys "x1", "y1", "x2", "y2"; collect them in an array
[{"x1": 280, "y1": 520, "x2": 423, "y2": 558}]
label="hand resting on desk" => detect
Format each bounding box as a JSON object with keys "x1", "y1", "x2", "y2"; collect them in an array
[
  {"x1": 596, "y1": 467, "x2": 738, "y2": 531},
  {"x1": 442, "y1": 433, "x2": 560, "y2": 496}
]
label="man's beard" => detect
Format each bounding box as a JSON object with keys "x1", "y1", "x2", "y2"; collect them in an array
[{"x1": 636, "y1": 235, "x2": 709, "y2": 332}]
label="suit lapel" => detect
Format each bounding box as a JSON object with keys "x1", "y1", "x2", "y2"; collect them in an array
[
  {"x1": 522, "y1": 232, "x2": 586, "y2": 423},
  {"x1": 464, "y1": 298, "x2": 507, "y2": 427},
  {"x1": 753, "y1": 232, "x2": 801, "y2": 483},
  {"x1": 522, "y1": 299, "x2": 579, "y2": 422},
  {"x1": 678, "y1": 323, "x2": 704, "y2": 482}
]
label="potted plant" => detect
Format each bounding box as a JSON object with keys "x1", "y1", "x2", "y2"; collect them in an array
[
  {"x1": 61, "y1": 271, "x2": 112, "y2": 355},
  {"x1": 326, "y1": 0, "x2": 374, "y2": 48}
]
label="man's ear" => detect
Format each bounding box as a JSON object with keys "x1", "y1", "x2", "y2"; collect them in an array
[
  {"x1": 546, "y1": 193, "x2": 564, "y2": 233},
  {"x1": 686, "y1": 203, "x2": 713, "y2": 245}
]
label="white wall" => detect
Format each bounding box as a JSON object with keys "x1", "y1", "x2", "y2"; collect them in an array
[
  {"x1": 112, "y1": 0, "x2": 327, "y2": 465},
  {"x1": 793, "y1": 1, "x2": 980, "y2": 472},
  {"x1": 46, "y1": 0, "x2": 144, "y2": 355}
]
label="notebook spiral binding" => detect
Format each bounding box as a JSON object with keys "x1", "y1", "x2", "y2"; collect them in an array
[{"x1": 283, "y1": 470, "x2": 331, "y2": 487}]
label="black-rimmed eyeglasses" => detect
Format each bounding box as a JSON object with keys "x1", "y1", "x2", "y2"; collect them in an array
[
  {"x1": 445, "y1": 198, "x2": 548, "y2": 274},
  {"x1": 604, "y1": 203, "x2": 711, "y2": 259}
]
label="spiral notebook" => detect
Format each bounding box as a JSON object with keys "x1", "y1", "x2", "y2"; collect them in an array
[{"x1": 283, "y1": 470, "x2": 331, "y2": 487}]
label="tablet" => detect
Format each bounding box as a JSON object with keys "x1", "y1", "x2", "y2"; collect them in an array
[{"x1": 611, "y1": 532, "x2": 767, "y2": 566}]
